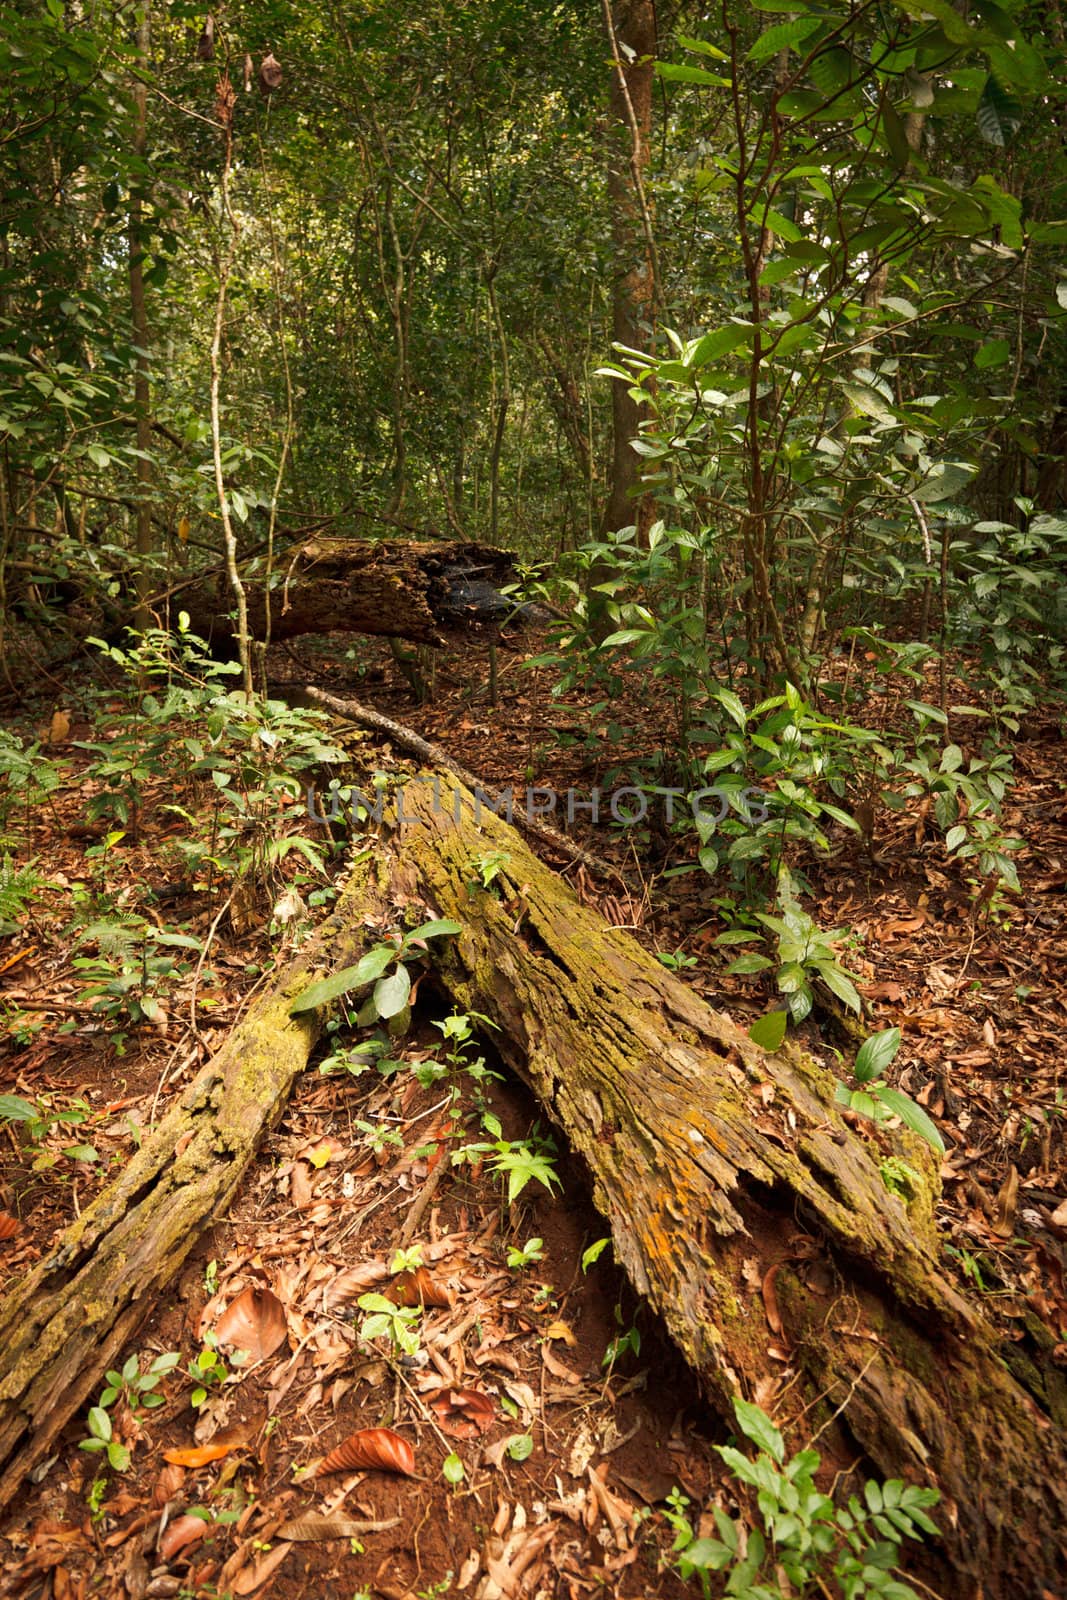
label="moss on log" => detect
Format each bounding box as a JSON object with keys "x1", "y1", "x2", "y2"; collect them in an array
[
  {"x1": 0, "y1": 850, "x2": 384, "y2": 1515},
  {"x1": 385, "y1": 774, "x2": 1067, "y2": 1598}
]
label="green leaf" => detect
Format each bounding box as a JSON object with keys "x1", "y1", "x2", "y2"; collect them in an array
[
  {"x1": 0, "y1": 1094, "x2": 38, "y2": 1123},
  {"x1": 442, "y1": 1451, "x2": 465, "y2": 1484},
  {"x1": 582, "y1": 1237, "x2": 612, "y2": 1272},
  {"x1": 731, "y1": 1397, "x2": 785, "y2": 1463},
  {"x1": 401, "y1": 918, "x2": 462, "y2": 948},
  {"x1": 976, "y1": 74, "x2": 1023, "y2": 146},
  {"x1": 88, "y1": 1406, "x2": 112, "y2": 1442},
  {"x1": 747, "y1": 17, "x2": 821, "y2": 61},
  {"x1": 710, "y1": 686, "x2": 748, "y2": 728},
  {"x1": 975, "y1": 338, "x2": 1010, "y2": 369},
  {"x1": 748, "y1": 1010, "x2": 788, "y2": 1051},
  {"x1": 873, "y1": 1088, "x2": 945, "y2": 1154},
  {"x1": 677, "y1": 33, "x2": 729, "y2": 60},
  {"x1": 373, "y1": 963, "x2": 412, "y2": 1020},
  {"x1": 814, "y1": 960, "x2": 862, "y2": 1012},
  {"x1": 727, "y1": 952, "x2": 774, "y2": 975},
  {"x1": 506, "y1": 1433, "x2": 534, "y2": 1461},
  {"x1": 854, "y1": 1027, "x2": 902, "y2": 1084},
  {"x1": 656, "y1": 61, "x2": 731, "y2": 87},
  {"x1": 690, "y1": 324, "x2": 753, "y2": 367},
  {"x1": 289, "y1": 944, "x2": 396, "y2": 1014}
]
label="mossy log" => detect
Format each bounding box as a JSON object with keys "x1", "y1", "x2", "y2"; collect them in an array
[
  {"x1": 176, "y1": 537, "x2": 518, "y2": 651},
  {"x1": 0, "y1": 853, "x2": 383, "y2": 1516},
  {"x1": 384, "y1": 775, "x2": 1067, "y2": 1598}
]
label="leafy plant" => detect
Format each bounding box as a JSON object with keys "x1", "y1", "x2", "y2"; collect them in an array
[
  {"x1": 506, "y1": 1237, "x2": 544, "y2": 1269},
  {"x1": 357, "y1": 1292, "x2": 422, "y2": 1358},
  {"x1": 836, "y1": 1028, "x2": 945, "y2": 1155},
  {"x1": 290, "y1": 919, "x2": 463, "y2": 1035},
  {"x1": 466, "y1": 849, "x2": 512, "y2": 895},
  {"x1": 717, "y1": 872, "x2": 861, "y2": 1025},
  {"x1": 80, "y1": 1351, "x2": 180, "y2": 1472},
  {"x1": 665, "y1": 1396, "x2": 939, "y2": 1599},
  {"x1": 188, "y1": 1333, "x2": 245, "y2": 1408},
  {"x1": 0, "y1": 1091, "x2": 99, "y2": 1168}
]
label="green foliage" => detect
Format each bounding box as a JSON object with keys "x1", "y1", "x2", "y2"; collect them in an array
[
  {"x1": 0, "y1": 1091, "x2": 98, "y2": 1168},
  {"x1": 290, "y1": 920, "x2": 462, "y2": 1027},
  {"x1": 357, "y1": 1293, "x2": 423, "y2": 1359},
  {"x1": 835, "y1": 1028, "x2": 945, "y2": 1154},
  {"x1": 665, "y1": 1396, "x2": 939, "y2": 1599},
  {"x1": 0, "y1": 854, "x2": 44, "y2": 933},
  {"x1": 188, "y1": 1333, "x2": 244, "y2": 1409},
  {"x1": 718, "y1": 871, "x2": 862, "y2": 1025},
  {"x1": 80, "y1": 1351, "x2": 180, "y2": 1473}
]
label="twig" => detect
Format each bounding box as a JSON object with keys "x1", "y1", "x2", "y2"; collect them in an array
[{"x1": 302, "y1": 685, "x2": 639, "y2": 891}]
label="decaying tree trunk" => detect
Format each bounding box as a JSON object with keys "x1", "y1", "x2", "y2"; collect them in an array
[
  {"x1": 382, "y1": 776, "x2": 1067, "y2": 1598},
  {"x1": 3, "y1": 765, "x2": 1065, "y2": 1594},
  {"x1": 171, "y1": 537, "x2": 519, "y2": 651},
  {"x1": 0, "y1": 853, "x2": 383, "y2": 1516}
]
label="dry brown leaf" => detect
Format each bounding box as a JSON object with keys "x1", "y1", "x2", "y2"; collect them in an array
[
  {"x1": 231, "y1": 1540, "x2": 292, "y2": 1594},
  {"x1": 159, "y1": 1514, "x2": 208, "y2": 1562},
  {"x1": 429, "y1": 1388, "x2": 497, "y2": 1438},
  {"x1": 276, "y1": 1515, "x2": 400, "y2": 1541},
  {"x1": 316, "y1": 1426, "x2": 415, "y2": 1477},
  {"x1": 761, "y1": 1263, "x2": 784, "y2": 1336},
  {"x1": 0, "y1": 1211, "x2": 21, "y2": 1241},
  {"x1": 213, "y1": 1286, "x2": 288, "y2": 1361},
  {"x1": 151, "y1": 1464, "x2": 186, "y2": 1509},
  {"x1": 540, "y1": 1344, "x2": 582, "y2": 1385},
  {"x1": 993, "y1": 1165, "x2": 1020, "y2": 1239},
  {"x1": 258, "y1": 51, "x2": 282, "y2": 95},
  {"x1": 386, "y1": 1266, "x2": 452, "y2": 1308},
  {"x1": 323, "y1": 1260, "x2": 390, "y2": 1308}
]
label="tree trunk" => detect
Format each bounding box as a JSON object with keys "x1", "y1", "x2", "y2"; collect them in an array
[
  {"x1": 598, "y1": 0, "x2": 657, "y2": 544},
  {"x1": 162, "y1": 538, "x2": 520, "y2": 652},
  {"x1": 382, "y1": 775, "x2": 1067, "y2": 1599},
  {"x1": 0, "y1": 853, "x2": 382, "y2": 1515},
  {"x1": 129, "y1": 5, "x2": 153, "y2": 632}
]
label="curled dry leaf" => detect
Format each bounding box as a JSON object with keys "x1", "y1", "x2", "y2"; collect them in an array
[
  {"x1": 323, "y1": 1260, "x2": 390, "y2": 1308},
  {"x1": 276, "y1": 1515, "x2": 401, "y2": 1541},
  {"x1": 196, "y1": 15, "x2": 214, "y2": 59},
  {"x1": 386, "y1": 1266, "x2": 451, "y2": 1309},
  {"x1": 258, "y1": 51, "x2": 282, "y2": 96},
  {"x1": 231, "y1": 1541, "x2": 292, "y2": 1595},
  {"x1": 429, "y1": 1388, "x2": 497, "y2": 1439},
  {"x1": 213, "y1": 1286, "x2": 287, "y2": 1361},
  {"x1": 316, "y1": 1426, "x2": 415, "y2": 1478},
  {"x1": 152, "y1": 1463, "x2": 186, "y2": 1508},
  {"x1": 0, "y1": 1212, "x2": 21, "y2": 1241},
  {"x1": 159, "y1": 1513, "x2": 208, "y2": 1563}
]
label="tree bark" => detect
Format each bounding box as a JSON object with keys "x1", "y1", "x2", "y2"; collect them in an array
[
  {"x1": 167, "y1": 538, "x2": 519, "y2": 651},
  {"x1": 0, "y1": 852, "x2": 382, "y2": 1515},
  {"x1": 382, "y1": 775, "x2": 1067, "y2": 1599}
]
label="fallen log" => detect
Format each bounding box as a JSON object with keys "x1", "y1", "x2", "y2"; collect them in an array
[
  {"x1": 382, "y1": 774, "x2": 1067, "y2": 1598},
  {"x1": 0, "y1": 850, "x2": 383, "y2": 1515},
  {"x1": 174, "y1": 537, "x2": 522, "y2": 650}
]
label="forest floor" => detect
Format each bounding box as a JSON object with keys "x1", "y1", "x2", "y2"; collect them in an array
[{"x1": 0, "y1": 624, "x2": 1065, "y2": 1600}]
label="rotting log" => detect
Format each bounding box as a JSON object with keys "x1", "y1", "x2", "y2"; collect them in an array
[
  {"x1": 382, "y1": 774, "x2": 1067, "y2": 1599},
  {"x1": 0, "y1": 850, "x2": 385, "y2": 1517},
  {"x1": 174, "y1": 537, "x2": 520, "y2": 651}
]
